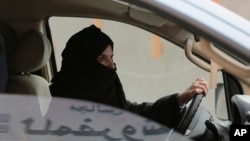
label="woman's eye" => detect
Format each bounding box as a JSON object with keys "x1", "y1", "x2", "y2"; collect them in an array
[{"x1": 97, "y1": 56, "x2": 105, "y2": 62}]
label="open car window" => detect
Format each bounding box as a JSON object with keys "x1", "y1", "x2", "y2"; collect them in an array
[{"x1": 48, "y1": 17, "x2": 226, "y2": 121}]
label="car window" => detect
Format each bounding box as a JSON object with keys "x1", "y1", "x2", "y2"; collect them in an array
[
  {"x1": 48, "y1": 17, "x2": 226, "y2": 122},
  {"x1": 0, "y1": 94, "x2": 194, "y2": 141}
]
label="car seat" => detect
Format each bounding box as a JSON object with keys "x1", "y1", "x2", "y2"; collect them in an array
[{"x1": 4, "y1": 29, "x2": 52, "y2": 116}]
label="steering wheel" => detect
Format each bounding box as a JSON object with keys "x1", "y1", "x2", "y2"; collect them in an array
[{"x1": 174, "y1": 93, "x2": 204, "y2": 135}]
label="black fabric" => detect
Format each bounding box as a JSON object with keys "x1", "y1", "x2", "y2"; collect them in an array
[
  {"x1": 50, "y1": 59, "x2": 128, "y2": 109},
  {"x1": 62, "y1": 24, "x2": 113, "y2": 63},
  {"x1": 49, "y1": 25, "x2": 181, "y2": 128}
]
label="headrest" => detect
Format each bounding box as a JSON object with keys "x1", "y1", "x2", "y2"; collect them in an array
[{"x1": 12, "y1": 30, "x2": 51, "y2": 73}]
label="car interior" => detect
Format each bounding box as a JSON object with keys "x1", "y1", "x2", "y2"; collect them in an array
[{"x1": 0, "y1": 0, "x2": 250, "y2": 141}]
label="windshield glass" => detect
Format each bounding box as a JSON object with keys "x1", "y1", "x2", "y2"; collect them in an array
[{"x1": 0, "y1": 94, "x2": 192, "y2": 141}]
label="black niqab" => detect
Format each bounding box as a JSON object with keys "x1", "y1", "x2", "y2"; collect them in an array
[{"x1": 50, "y1": 25, "x2": 128, "y2": 109}]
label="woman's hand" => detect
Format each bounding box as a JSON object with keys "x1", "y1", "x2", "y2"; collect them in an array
[{"x1": 178, "y1": 77, "x2": 209, "y2": 107}]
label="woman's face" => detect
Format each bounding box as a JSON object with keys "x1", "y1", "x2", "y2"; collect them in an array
[{"x1": 96, "y1": 45, "x2": 115, "y2": 69}]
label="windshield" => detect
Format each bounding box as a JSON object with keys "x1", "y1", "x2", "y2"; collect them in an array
[{"x1": 0, "y1": 94, "x2": 192, "y2": 141}]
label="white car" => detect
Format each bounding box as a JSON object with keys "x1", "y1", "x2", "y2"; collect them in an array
[{"x1": 0, "y1": 0, "x2": 250, "y2": 141}]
